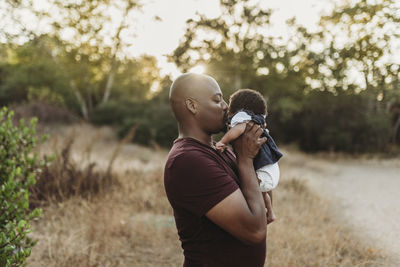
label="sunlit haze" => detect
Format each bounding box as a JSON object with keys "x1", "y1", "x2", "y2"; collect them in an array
[
  {"x1": 131, "y1": 0, "x2": 332, "y2": 78},
  {"x1": 188, "y1": 65, "x2": 206, "y2": 74},
  {"x1": 0, "y1": 0, "x2": 333, "y2": 78}
]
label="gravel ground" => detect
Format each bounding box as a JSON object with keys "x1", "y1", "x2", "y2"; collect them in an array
[{"x1": 280, "y1": 149, "x2": 400, "y2": 265}]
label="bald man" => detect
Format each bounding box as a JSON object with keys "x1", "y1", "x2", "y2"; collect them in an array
[{"x1": 164, "y1": 73, "x2": 267, "y2": 267}]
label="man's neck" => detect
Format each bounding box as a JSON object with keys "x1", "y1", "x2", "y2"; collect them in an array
[{"x1": 178, "y1": 124, "x2": 213, "y2": 147}]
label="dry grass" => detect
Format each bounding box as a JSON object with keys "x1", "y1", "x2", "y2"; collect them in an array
[
  {"x1": 30, "y1": 134, "x2": 116, "y2": 208},
  {"x1": 27, "y1": 124, "x2": 390, "y2": 266}
]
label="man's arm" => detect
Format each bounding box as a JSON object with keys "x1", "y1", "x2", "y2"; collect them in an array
[{"x1": 206, "y1": 122, "x2": 267, "y2": 245}]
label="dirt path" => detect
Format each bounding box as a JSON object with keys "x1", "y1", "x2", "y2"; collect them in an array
[{"x1": 280, "y1": 149, "x2": 400, "y2": 264}]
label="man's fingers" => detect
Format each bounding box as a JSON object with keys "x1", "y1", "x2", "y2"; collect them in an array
[
  {"x1": 244, "y1": 122, "x2": 264, "y2": 139},
  {"x1": 247, "y1": 121, "x2": 260, "y2": 135},
  {"x1": 255, "y1": 126, "x2": 263, "y2": 138},
  {"x1": 244, "y1": 121, "x2": 255, "y2": 133},
  {"x1": 258, "y1": 137, "x2": 267, "y2": 145},
  {"x1": 249, "y1": 124, "x2": 263, "y2": 139}
]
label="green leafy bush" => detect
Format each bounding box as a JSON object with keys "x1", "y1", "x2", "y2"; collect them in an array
[
  {"x1": 90, "y1": 100, "x2": 145, "y2": 126},
  {"x1": 299, "y1": 90, "x2": 391, "y2": 153},
  {"x1": 92, "y1": 100, "x2": 177, "y2": 147},
  {"x1": 0, "y1": 107, "x2": 44, "y2": 266}
]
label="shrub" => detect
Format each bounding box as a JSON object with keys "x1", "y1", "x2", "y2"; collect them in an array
[
  {"x1": 119, "y1": 117, "x2": 154, "y2": 146},
  {"x1": 11, "y1": 101, "x2": 79, "y2": 125},
  {"x1": 299, "y1": 90, "x2": 391, "y2": 153},
  {"x1": 92, "y1": 100, "x2": 177, "y2": 148},
  {"x1": 30, "y1": 134, "x2": 119, "y2": 207},
  {"x1": 91, "y1": 100, "x2": 145, "y2": 125},
  {"x1": 0, "y1": 107, "x2": 43, "y2": 266}
]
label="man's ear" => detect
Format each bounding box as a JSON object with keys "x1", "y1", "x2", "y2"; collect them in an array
[{"x1": 185, "y1": 98, "x2": 197, "y2": 114}]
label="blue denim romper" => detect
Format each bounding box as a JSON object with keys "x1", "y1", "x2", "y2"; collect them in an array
[
  {"x1": 250, "y1": 113, "x2": 283, "y2": 171},
  {"x1": 230, "y1": 110, "x2": 283, "y2": 171}
]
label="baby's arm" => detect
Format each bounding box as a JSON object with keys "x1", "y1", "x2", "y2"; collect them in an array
[
  {"x1": 221, "y1": 123, "x2": 247, "y2": 144},
  {"x1": 216, "y1": 123, "x2": 247, "y2": 152}
]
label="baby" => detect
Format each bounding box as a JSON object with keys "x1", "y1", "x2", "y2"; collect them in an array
[{"x1": 216, "y1": 89, "x2": 282, "y2": 223}]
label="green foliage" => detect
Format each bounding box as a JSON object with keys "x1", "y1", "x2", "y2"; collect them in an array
[
  {"x1": 90, "y1": 99, "x2": 145, "y2": 125},
  {"x1": 170, "y1": 0, "x2": 279, "y2": 95},
  {"x1": 0, "y1": 107, "x2": 44, "y2": 266},
  {"x1": 298, "y1": 90, "x2": 391, "y2": 152},
  {"x1": 92, "y1": 99, "x2": 177, "y2": 147},
  {"x1": 169, "y1": 0, "x2": 399, "y2": 152},
  {"x1": 0, "y1": 40, "x2": 75, "y2": 109},
  {"x1": 169, "y1": 0, "x2": 310, "y2": 144},
  {"x1": 1, "y1": 0, "x2": 399, "y2": 153}
]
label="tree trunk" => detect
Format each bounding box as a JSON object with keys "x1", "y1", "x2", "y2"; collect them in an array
[
  {"x1": 102, "y1": 65, "x2": 116, "y2": 103},
  {"x1": 71, "y1": 82, "x2": 89, "y2": 121},
  {"x1": 392, "y1": 115, "x2": 400, "y2": 144},
  {"x1": 102, "y1": 2, "x2": 135, "y2": 103}
]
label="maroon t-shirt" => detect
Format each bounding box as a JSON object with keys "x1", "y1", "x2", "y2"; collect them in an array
[{"x1": 164, "y1": 138, "x2": 266, "y2": 267}]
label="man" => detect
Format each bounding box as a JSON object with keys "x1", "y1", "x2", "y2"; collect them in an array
[{"x1": 164, "y1": 73, "x2": 268, "y2": 266}]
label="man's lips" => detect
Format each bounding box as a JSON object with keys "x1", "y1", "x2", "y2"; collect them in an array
[{"x1": 223, "y1": 112, "x2": 228, "y2": 123}]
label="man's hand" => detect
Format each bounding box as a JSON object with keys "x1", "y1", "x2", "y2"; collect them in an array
[
  {"x1": 215, "y1": 141, "x2": 227, "y2": 152},
  {"x1": 233, "y1": 122, "x2": 267, "y2": 160}
]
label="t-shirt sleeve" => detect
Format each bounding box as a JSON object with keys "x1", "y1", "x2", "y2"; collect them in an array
[
  {"x1": 230, "y1": 111, "x2": 251, "y2": 127},
  {"x1": 167, "y1": 152, "x2": 239, "y2": 217}
]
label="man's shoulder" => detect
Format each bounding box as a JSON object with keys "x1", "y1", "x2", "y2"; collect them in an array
[
  {"x1": 165, "y1": 138, "x2": 237, "y2": 178},
  {"x1": 166, "y1": 142, "x2": 213, "y2": 169}
]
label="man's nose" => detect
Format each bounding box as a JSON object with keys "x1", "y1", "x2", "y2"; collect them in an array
[{"x1": 222, "y1": 100, "x2": 228, "y2": 110}]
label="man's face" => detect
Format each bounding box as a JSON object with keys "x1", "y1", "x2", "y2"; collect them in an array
[{"x1": 195, "y1": 80, "x2": 228, "y2": 134}]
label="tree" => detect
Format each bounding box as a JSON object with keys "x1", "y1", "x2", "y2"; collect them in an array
[
  {"x1": 171, "y1": 0, "x2": 273, "y2": 92},
  {"x1": 170, "y1": 0, "x2": 308, "y2": 142},
  {"x1": 0, "y1": 0, "x2": 157, "y2": 120},
  {"x1": 0, "y1": 37, "x2": 73, "y2": 108},
  {"x1": 303, "y1": 0, "x2": 400, "y2": 143},
  {"x1": 170, "y1": 0, "x2": 399, "y2": 150}
]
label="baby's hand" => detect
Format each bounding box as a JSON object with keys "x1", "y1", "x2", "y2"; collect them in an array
[{"x1": 215, "y1": 141, "x2": 227, "y2": 152}]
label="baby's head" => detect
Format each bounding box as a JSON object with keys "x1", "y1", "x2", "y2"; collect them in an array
[{"x1": 228, "y1": 89, "x2": 267, "y2": 118}]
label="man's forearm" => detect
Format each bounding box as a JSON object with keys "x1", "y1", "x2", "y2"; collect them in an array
[{"x1": 237, "y1": 158, "x2": 267, "y2": 238}]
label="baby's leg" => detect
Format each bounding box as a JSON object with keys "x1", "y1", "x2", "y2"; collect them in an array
[
  {"x1": 257, "y1": 166, "x2": 278, "y2": 223},
  {"x1": 262, "y1": 191, "x2": 276, "y2": 224}
]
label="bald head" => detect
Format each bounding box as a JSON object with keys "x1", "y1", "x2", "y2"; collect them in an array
[
  {"x1": 170, "y1": 73, "x2": 218, "y2": 100},
  {"x1": 169, "y1": 73, "x2": 219, "y2": 121}
]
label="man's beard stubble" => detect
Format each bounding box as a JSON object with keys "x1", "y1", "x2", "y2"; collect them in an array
[{"x1": 221, "y1": 112, "x2": 228, "y2": 133}]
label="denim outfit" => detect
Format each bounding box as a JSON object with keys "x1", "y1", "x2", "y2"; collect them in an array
[
  {"x1": 229, "y1": 110, "x2": 282, "y2": 192},
  {"x1": 250, "y1": 114, "x2": 283, "y2": 170}
]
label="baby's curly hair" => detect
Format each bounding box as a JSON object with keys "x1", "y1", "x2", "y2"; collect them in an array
[{"x1": 228, "y1": 89, "x2": 267, "y2": 116}]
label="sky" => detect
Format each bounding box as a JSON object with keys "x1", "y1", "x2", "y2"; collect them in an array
[{"x1": 129, "y1": 0, "x2": 332, "y2": 77}]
